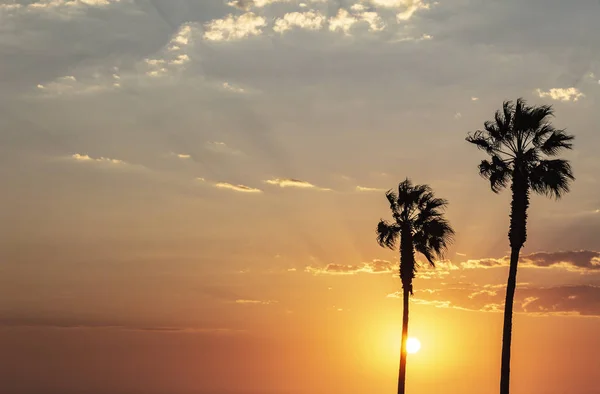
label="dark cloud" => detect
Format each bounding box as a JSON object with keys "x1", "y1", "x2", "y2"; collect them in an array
[
  {"x1": 401, "y1": 284, "x2": 600, "y2": 317},
  {"x1": 461, "y1": 250, "x2": 600, "y2": 272},
  {"x1": 522, "y1": 250, "x2": 600, "y2": 271}
]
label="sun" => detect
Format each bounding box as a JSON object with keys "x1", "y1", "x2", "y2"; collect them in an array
[{"x1": 406, "y1": 337, "x2": 421, "y2": 354}]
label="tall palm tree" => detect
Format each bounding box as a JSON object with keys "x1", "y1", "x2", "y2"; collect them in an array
[
  {"x1": 466, "y1": 98, "x2": 575, "y2": 394},
  {"x1": 376, "y1": 178, "x2": 454, "y2": 394}
]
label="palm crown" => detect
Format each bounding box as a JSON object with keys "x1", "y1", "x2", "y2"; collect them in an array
[
  {"x1": 376, "y1": 179, "x2": 454, "y2": 293},
  {"x1": 465, "y1": 98, "x2": 574, "y2": 198}
]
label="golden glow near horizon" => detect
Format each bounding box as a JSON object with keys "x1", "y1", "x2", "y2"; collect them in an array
[{"x1": 406, "y1": 337, "x2": 421, "y2": 354}]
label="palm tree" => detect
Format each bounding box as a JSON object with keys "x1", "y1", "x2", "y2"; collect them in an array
[
  {"x1": 466, "y1": 98, "x2": 575, "y2": 394},
  {"x1": 376, "y1": 178, "x2": 454, "y2": 394}
]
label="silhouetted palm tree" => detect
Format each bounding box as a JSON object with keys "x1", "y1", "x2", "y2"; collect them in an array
[
  {"x1": 376, "y1": 178, "x2": 454, "y2": 394},
  {"x1": 466, "y1": 98, "x2": 575, "y2": 394}
]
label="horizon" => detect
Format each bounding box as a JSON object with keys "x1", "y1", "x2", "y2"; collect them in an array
[{"x1": 1, "y1": 0, "x2": 600, "y2": 394}]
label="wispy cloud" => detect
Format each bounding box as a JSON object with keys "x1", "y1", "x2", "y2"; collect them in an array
[
  {"x1": 4, "y1": 0, "x2": 122, "y2": 19},
  {"x1": 36, "y1": 74, "x2": 119, "y2": 97},
  {"x1": 536, "y1": 87, "x2": 584, "y2": 102},
  {"x1": 227, "y1": 0, "x2": 288, "y2": 9},
  {"x1": 264, "y1": 178, "x2": 330, "y2": 190},
  {"x1": 0, "y1": 317, "x2": 243, "y2": 334},
  {"x1": 221, "y1": 82, "x2": 246, "y2": 94},
  {"x1": 356, "y1": 185, "x2": 385, "y2": 192},
  {"x1": 205, "y1": 141, "x2": 242, "y2": 155},
  {"x1": 306, "y1": 259, "x2": 395, "y2": 275},
  {"x1": 144, "y1": 24, "x2": 197, "y2": 77},
  {"x1": 235, "y1": 299, "x2": 278, "y2": 305},
  {"x1": 35, "y1": 23, "x2": 199, "y2": 95},
  {"x1": 70, "y1": 153, "x2": 125, "y2": 165},
  {"x1": 214, "y1": 182, "x2": 262, "y2": 193}
]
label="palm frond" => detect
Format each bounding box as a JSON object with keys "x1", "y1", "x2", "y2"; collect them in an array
[
  {"x1": 466, "y1": 130, "x2": 496, "y2": 154},
  {"x1": 385, "y1": 189, "x2": 399, "y2": 214},
  {"x1": 531, "y1": 124, "x2": 557, "y2": 147},
  {"x1": 528, "y1": 104, "x2": 554, "y2": 126},
  {"x1": 529, "y1": 159, "x2": 575, "y2": 199},
  {"x1": 539, "y1": 130, "x2": 574, "y2": 155},
  {"x1": 397, "y1": 178, "x2": 414, "y2": 207},
  {"x1": 411, "y1": 183, "x2": 432, "y2": 203},
  {"x1": 376, "y1": 220, "x2": 400, "y2": 249},
  {"x1": 478, "y1": 156, "x2": 511, "y2": 193},
  {"x1": 501, "y1": 100, "x2": 514, "y2": 131},
  {"x1": 512, "y1": 98, "x2": 526, "y2": 132},
  {"x1": 413, "y1": 217, "x2": 455, "y2": 267}
]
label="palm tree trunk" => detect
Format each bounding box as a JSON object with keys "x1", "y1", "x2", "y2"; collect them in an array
[
  {"x1": 500, "y1": 247, "x2": 520, "y2": 394},
  {"x1": 500, "y1": 172, "x2": 529, "y2": 394},
  {"x1": 398, "y1": 288, "x2": 409, "y2": 394}
]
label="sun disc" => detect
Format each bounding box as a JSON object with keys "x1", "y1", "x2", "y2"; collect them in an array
[{"x1": 406, "y1": 337, "x2": 421, "y2": 354}]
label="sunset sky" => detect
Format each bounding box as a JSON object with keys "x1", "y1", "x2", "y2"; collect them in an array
[{"x1": 1, "y1": 0, "x2": 600, "y2": 393}]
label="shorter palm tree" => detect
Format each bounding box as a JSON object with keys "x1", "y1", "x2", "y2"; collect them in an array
[{"x1": 376, "y1": 178, "x2": 454, "y2": 394}]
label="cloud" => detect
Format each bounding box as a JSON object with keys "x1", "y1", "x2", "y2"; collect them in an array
[
  {"x1": 274, "y1": 11, "x2": 326, "y2": 34},
  {"x1": 328, "y1": 9, "x2": 358, "y2": 34},
  {"x1": 359, "y1": 11, "x2": 386, "y2": 31},
  {"x1": 461, "y1": 257, "x2": 507, "y2": 269},
  {"x1": 264, "y1": 178, "x2": 330, "y2": 190},
  {"x1": 0, "y1": 317, "x2": 242, "y2": 333},
  {"x1": 35, "y1": 23, "x2": 199, "y2": 94},
  {"x1": 204, "y1": 12, "x2": 267, "y2": 41},
  {"x1": 328, "y1": 8, "x2": 385, "y2": 34},
  {"x1": 36, "y1": 73, "x2": 120, "y2": 97},
  {"x1": 306, "y1": 259, "x2": 395, "y2": 275},
  {"x1": 144, "y1": 24, "x2": 197, "y2": 78},
  {"x1": 461, "y1": 251, "x2": 600, "y2": 272},
  {"x1": 356, "y1": 185, "x2": 385, "y2": 192},
  {"x1": 227, "y1": 0, "x2": 287, "y2": 9},
  {"x1": 227, "y1": 0, "x2": 325, "y2": 9},
  {"x1": 70, "y1": 153, "x2": 125, "y2": 165},
  {"x1": 394, "y1": 0, "x2": 430, "y2": 21},
  {"x1": 214, "y1": 182, "x2": 262, "y2": 193},
  {"x1": 413, "y1": 260, "x2": 460, "y2": 279},
  {"x1": 6, "y1": 0, "x2": 122, "y2": 19},
  {"x1": 28, "y1": 0, "x2": 118, "y2": 8},
  {"x1": 221, "y1": 82, "x2": 246, "y2": 93},
  {"x1": 205, "y1": 141, "x2": 242, "y2": 155},
  {"x1": 390, "y1": 33, "x2": 433, "y2": 43},
  {"x1": 536, "y1": 87, "x2": 584, "y2": 102},
  {"x1": 235, "y1": 299, "x2": 278, "y2": 305},
  {"x1": 522, "y1": 251, "x2": 600, "y2": 272},
  {"x1": 395, "y1": 284, "x2": 600, "y2": 317}
]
